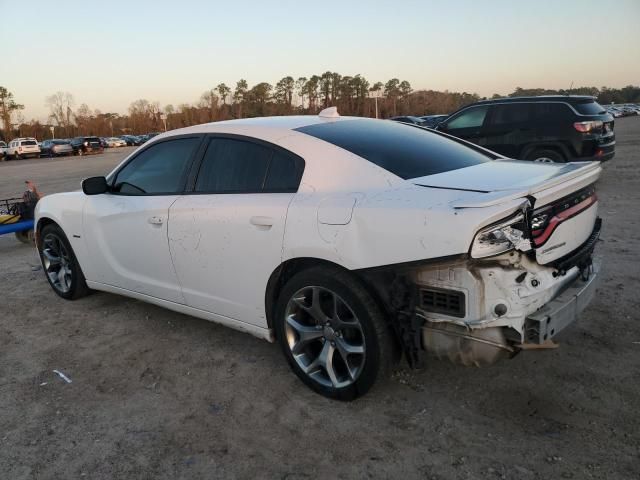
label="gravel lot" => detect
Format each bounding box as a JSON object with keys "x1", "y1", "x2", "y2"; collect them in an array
[{"x1": 1, "y1": 122, "x2": 639, "y2": 480}]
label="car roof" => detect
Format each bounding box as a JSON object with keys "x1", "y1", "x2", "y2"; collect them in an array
[
  {"x1": 214, "y1": 114, "x2": 358, "y2": 130},
  {"x1": 472, "y1": 95, "x2": 596, "y2": 106},
  {"x1": 158, "y1": 114, "x2": 365, "y2": 140}
]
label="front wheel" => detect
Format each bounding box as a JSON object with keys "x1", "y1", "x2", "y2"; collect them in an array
[
  {"x1": 38, "y1": 223, "x2": 90, "y2": 300},
  {"x1": 274, "y1": 266, "x2": 397, "y2": 400}
]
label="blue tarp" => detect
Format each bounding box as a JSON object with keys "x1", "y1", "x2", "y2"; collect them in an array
[{"x1": 0, "y1": 219, "x2": 34, "y2": 235}]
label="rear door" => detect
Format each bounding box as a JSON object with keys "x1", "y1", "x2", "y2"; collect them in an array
[
  {"x1": 168, "y1": 136, "x2": 304, "y2": 327},
  {"x1": 483, "y1": 103, "x2": 532, "y2": 158}
]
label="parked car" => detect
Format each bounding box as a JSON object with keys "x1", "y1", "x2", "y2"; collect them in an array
[
  {"x1": 436, "y1": 96, "x2": 615, "y2": 162},
  {"x1": 420, "y1": 114, "x2": 449, "y2": 128},
  {"x1": 35, "y1": 109, "x2": 602, "y2": 400},
  {"x1": 40, "y1": 139, "x2": 74, "y2": 157},
  {"x1": 389, "y1": 115, "x2": 428, "y2": 126},
  {"x1": 0, "y1": 141, "x2": 7, "y2": 159},
  {"x1": 119, "y1": 135, "x2": 142, "y2": 146},
  {"x1": 105, "y1": 137, "x2": 127, "y2": 148},
  {"x1": 70, "y1": 136, "x2": 103, "y2": 156},
  {"x1": 6, "y1": 137, "x2": 41, "y2": 159}
]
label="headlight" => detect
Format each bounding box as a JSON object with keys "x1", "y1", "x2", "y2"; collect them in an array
[{"x1": 470, "y1": 214, "x2": 531, "y2": 258}]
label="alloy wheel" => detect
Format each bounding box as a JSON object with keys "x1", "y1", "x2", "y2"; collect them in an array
[
  {"x1": 42, "y1": 233, "x2": 73, "y2": 294},
  {"x1": 284, "y1": 286, "x2": 366, "y2": 389}
]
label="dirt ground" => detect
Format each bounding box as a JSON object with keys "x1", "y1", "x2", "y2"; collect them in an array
[{"x1": 1, "y1": 122, "x2": 639, "y2": 480}]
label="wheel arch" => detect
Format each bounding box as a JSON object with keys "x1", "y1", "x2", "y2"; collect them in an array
[
  {"x1": 521, "y1": 142, "x2": 571, "y2": 160},
  {"x1": 35, "y1": 216, "x2": 58, "y2": 244},
  {"x1": 264, "y1": 257, "x2": 392, "y2": 332}
]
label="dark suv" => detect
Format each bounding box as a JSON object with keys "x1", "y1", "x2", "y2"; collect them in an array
[
  {"x1": 70, "y1": 136, "x2": 103, "y2": 156},
  {"x1": 436, "y1": 96, "x2": 615, "y2": 162}
]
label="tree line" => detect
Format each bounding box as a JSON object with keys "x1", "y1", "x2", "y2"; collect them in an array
[{"x1": 1, "y1": 77, "x2": 639, "y2": 140}]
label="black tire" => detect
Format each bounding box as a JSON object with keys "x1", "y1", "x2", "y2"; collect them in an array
[
  {"x1": 526, "y1": 148, "x2": 565, "y2": 163},
  {"x1": 38, "y1": 223, "x2": 90, "y2": 300},
  {"x1": 15, "y1": 229, "x2": 34, "y2": 244},
  {"x1": 274, "y1": 266, "x2": 397, "y2": 400}
]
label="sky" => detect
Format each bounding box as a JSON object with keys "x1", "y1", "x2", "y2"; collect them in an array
[{"x1": 2, "y1": 0, "x2": 639, "y2": 121}]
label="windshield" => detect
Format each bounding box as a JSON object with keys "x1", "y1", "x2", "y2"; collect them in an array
[{"x1": 296, "y1": 118, "x2": 492, "y2": 179}]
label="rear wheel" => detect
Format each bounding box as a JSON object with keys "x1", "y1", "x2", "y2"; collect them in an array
[
  {"x1": 38, "y1": 223, "x2": 90, "y2": 300},
  {"x1": 527, "y1": 149, "x2": 565, "y2": 163},
  {"x1": 274, "y1": 266, "x2": 397, "y2": 400}
]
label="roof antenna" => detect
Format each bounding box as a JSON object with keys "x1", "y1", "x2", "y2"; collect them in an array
[{"x1": 567, "y1": 81, "x2": 574, "y2": 96}]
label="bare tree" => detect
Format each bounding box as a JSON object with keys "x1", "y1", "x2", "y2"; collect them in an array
[{"x1": 46, "y1": 91, "x2": 75, "y2": 135}]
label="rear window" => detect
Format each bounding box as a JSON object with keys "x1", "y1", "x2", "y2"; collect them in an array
[
  {"x1": 52, "y1": 140, "x2": 69, "y2": 145},
  {"x1": 21, "y1": 140, "x2": 37, "y2": 146},
  {"x1": 296, "y1": 119, "x2": 492, "y2": 179},
  {"x1": 574, "y1": 100, "x2": 606, "y2": 115}
]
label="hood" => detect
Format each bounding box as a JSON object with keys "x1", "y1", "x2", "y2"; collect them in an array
[{"x1": 410, "y1": 159, "x2": 602, "y2": 208}]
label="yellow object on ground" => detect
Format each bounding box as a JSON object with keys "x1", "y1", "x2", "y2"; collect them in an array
[{"x1": 0, "y1": 214, "x2": 20, "y2": 225}]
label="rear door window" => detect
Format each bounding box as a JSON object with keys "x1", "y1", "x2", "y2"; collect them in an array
[
  {"x1": 21, "y1": 140, "x2": 37, "y2": 146},
  {"x1": 195, "y1": 137, "x2": 304, "y2": 193},
  {"x1": 489, "y1": 104, "x2": 530, "y2": 125}
]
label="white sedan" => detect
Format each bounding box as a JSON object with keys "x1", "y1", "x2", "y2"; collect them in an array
[
  {"x1": 105, "y1": 137, "x2": 127, "y2": 148},
  {"x1": 35, "y1": 108, "x2": 602, "y2": 400}
]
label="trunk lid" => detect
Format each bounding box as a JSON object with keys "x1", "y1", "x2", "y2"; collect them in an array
[
  {"x1": 410, "y1": 159, "x2": 600, "y2": 208},
  {"x1": 411, "y1": 159, "x2": 602, "y2": 265}
]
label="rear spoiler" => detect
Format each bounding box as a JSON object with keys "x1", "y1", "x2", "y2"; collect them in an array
[{"x1": 451, "y1": 161, "x2": 602, "y2": 209}]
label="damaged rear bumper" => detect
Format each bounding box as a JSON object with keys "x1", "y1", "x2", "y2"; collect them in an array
[
  {"x1": 413, "y1": 259, "x2": 600, "y2": 367},
  {"x1": 523, "y1": 260, "x2": 599, "y2": 344}
]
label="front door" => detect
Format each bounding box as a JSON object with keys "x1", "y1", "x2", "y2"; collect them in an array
[
  {"x1": 168, "y1": 136, "x2": 305, "y2": 327},
  {"x1": 82, "y1": 136, "x2": 202, "y2": 303}
]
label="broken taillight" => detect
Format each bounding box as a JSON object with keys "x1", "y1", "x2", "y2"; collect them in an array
[{"x1": 531, "y1": 184, "x2": 597, "y2": 247}]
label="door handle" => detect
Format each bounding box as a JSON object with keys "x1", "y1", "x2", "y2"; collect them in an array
[
  {"x1": 250, "y1": 216, "x2": 274, "y2": 227},
  {"x1": 148, "y1": 216, "x2": 164, "y2": 225}
]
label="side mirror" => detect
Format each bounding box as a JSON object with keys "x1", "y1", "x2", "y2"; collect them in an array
[{"x1": 82, "y1": 176, "x2": 109, "y2": 195}]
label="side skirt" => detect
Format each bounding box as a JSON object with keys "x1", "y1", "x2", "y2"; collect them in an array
[{"x1": 85, "y1": 281, "x2": 275, "y2": 342}]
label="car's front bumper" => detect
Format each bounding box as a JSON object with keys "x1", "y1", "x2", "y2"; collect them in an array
[{"x1": 523, "y1": 259, "x2": 599, "y2": 344}]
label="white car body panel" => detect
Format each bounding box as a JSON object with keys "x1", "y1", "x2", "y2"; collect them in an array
[
  {"x1": 34, "y1": 115, "x2": 602, "y2": 353},
  {"x1": 82, "y1": 194, "x2": 185, "y2": 303},
  {"x1": 167, "y1": 193, "x2": 293, "y2": 327}
]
